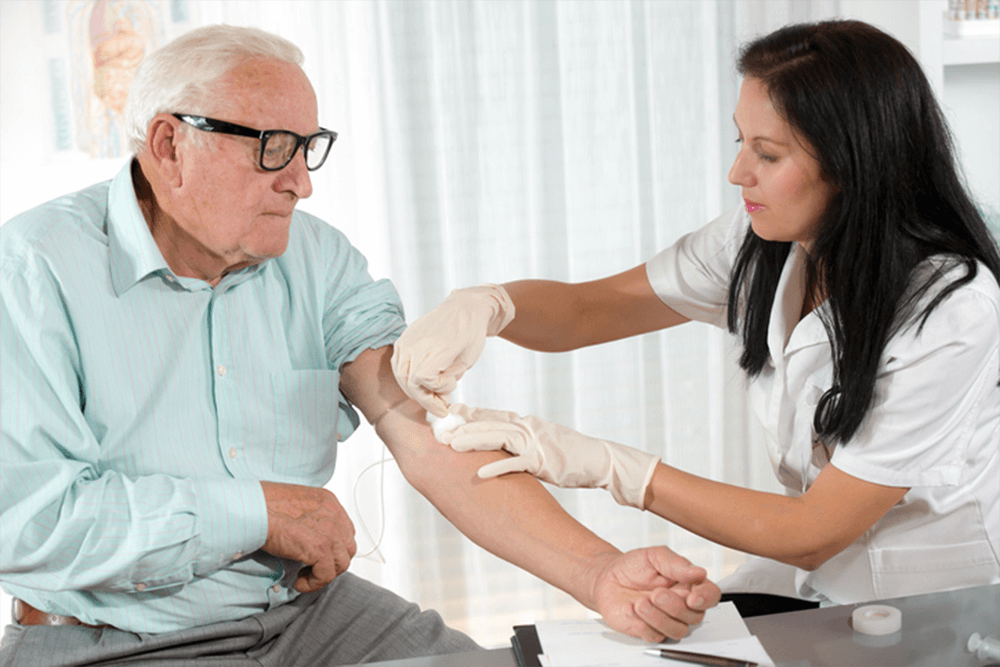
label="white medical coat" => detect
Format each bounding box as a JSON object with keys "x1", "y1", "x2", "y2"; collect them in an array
[{"x1": 645, "y1": 207, "x2": 1000, "y2": 604}]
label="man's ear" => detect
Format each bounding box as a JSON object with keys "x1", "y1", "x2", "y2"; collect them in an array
[{"x1": 145, "y1": 114, "x2": 184, "y2": 187}]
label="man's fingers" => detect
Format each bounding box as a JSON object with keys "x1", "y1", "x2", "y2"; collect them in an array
[
  {"x1": 649, "y1": 551, "x2": 721, "y2": 612},
  {"x1": 344, "y1": 532, "x2": 358, "y2": 559},
  {"x1": 294, "y1": 566, "x2": 320, "y2": 593},
  {"x1": 294, "y1": 563, "x2": 336, "y2": 593},
  {"x1": 646, "y1": 548, "x2": 708, "y2": 586},
  {"x1": 687, "y1": 580, "x2": 721, "y2": 611},
  {"x1": 656, "y1": 586, "x2": 708, "y2": 626},
  {"x1": 634, "y1": 592, "x2": 700, "y2": 642},
  {"x1": 293, "y1": 537, "x2": 357, "y2": 593}
]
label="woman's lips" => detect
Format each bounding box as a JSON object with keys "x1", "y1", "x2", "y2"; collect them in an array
[{"x1": 744, "y1": 199, "x2": 765, "y2": 213}]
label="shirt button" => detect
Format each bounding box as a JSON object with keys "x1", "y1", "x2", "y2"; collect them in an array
[
  {"x1": 229, "y1": 447, "x2": 237, "y2": 459},
  {"x1": 272, "y1": 584, "x2": 281, "y2": 593},
  {"x1": 232, "y1": 552, "x2": 243, "y2": 561},
  {"x1": 136, "y1": 583, "x2": 147, "y2": 592},
  {"x1": 217, "y1": 365, "x2": 227, "y2": 376}
]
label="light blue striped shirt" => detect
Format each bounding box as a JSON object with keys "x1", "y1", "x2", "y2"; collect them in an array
[{"x1": 0, "y1": 162, "x2": 405, "y2": 633}]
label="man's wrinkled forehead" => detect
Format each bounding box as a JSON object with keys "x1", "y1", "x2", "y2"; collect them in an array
[{"x1": 209, "y1": 58, "x2": 318, "y2": 131}]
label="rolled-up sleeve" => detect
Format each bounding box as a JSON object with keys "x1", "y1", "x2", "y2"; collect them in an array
[
  {"x1": 305, "y1": 216, "x2": 406, "y2": 440},
  {"x1": 644, "y1": 206, "x2": 748, "y2": 328}
]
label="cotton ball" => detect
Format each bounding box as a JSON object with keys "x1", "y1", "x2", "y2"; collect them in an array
[{"x1": 427, "y1": 411, "x2": 466, "y2": 442}]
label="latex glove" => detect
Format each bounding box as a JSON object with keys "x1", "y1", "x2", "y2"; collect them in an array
[
  {"x1": 439, "y1": 404, "x2": 660, "y2": 509},
  {"x1": 391, "y1": 285, "x2": 515, "y2": 417}
]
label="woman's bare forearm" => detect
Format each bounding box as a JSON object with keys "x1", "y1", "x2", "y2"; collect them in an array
[
  {"x1": 644, "y1": 462, "x2": 907, "y2": 570},
  {"x1": 500, "y1": 266, "x2": 689, "y2": 352}
]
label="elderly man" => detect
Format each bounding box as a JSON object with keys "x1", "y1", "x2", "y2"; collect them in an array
[{"x1": 0, "y1": 25, "x2": 718, "y2": 666}]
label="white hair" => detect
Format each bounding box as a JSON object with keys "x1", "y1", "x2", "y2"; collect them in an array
[{"x1": 124, "y1": 25, "x2": 304, "y2": 155}]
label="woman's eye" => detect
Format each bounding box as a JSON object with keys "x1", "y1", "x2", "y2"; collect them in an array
[{"x1": 736, "y1": 138, "x2": 776, "y2": 163}]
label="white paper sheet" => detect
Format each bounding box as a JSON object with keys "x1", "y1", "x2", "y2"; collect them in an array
[{"x1": 533, "y1": 602, "x2": 776, "y2": 667}]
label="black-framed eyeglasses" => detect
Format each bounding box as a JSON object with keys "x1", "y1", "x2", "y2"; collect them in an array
[{"x1": 173, "y1": 113, "x2": 337, "y2": 172}]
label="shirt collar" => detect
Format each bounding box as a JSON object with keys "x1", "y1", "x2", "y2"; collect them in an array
[
  {"x1": 107, "y1": 160, "x2": 171, "y2": 296},
  {"x1": 767, "y1": 244, "x2": 829, "y2": 361},
  {"x1": 106, "y1": 160, "x2": 269, "y2": 295}
]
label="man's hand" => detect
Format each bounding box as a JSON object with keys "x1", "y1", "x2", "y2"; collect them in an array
[
  {"x1": 259, "y1": 481, "x2": 357, "y2": 593},
  {"x1": 590, "y1": 547, "x2": 721, "y2": 642}
]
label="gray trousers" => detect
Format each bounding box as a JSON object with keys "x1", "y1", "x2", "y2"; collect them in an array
[{"x1": 0, "y1": 573, "x2": 480, "y2": 666}]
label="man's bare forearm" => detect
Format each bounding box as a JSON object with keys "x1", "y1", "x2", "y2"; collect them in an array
[
  {"x1": 341, "y1": 345, "x2": 719, "y2": 641},
  {"x1": 342, "y1": 346, "x2": 620, "y2": 607},
  {"x1": 376, "y1": 398, "x2": 621, "y2": 609}
]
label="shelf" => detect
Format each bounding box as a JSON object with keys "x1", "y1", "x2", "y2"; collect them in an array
[
  {"x1": 943, "y1": 17, "x2": 999, "y2": 38},
  {"x1": 942, "y1": 34, "x2": 1000, "y2": 64},
  {"x1": 941, "y1": 14, "x2": 999, "y2": 65}
]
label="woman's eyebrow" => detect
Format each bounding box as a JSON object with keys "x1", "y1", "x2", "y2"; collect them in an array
[{"x1": 732, "y1": 114, "x2": 789, "y2": 146}]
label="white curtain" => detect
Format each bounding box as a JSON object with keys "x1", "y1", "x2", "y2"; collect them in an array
[{"x1": 1, "y1": 0, "x2": 840, "y2": 647}]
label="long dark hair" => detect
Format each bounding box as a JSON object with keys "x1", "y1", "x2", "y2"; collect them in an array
[{"x1": 726, "y1": 20, "x2": 1000, "y2": 445}]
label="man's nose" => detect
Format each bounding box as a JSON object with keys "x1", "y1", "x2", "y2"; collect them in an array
[{"x1": 276, "y1": 149, "x2": 314, "y2": 199}]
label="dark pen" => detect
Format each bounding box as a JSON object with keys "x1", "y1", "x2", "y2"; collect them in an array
[{"x1": 643, "y1": 647, "x2": 758, "y2": 667}]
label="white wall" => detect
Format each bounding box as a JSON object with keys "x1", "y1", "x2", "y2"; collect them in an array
[{"x1": 943, "y1": 63, "x2": 1000, "y2": 224}]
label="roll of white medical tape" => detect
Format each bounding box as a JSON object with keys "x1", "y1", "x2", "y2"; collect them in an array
[{"x1": 852, "y1": 605, "x2": 902, "y2": 636}]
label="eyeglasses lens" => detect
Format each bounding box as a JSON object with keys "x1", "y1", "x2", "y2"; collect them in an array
[
  {"x1": 304, "y1": 134, "x2": 332, "y2": 170},
  {"x1": 260, "y1": 132, "x2": 333, "y2": 171},
  {"x1": 261, "y1": 132, "x2": 298, "y2": 170}
]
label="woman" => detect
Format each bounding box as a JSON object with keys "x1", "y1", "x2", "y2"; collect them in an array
[{"x1": 391, "y1": 20, "x2": 1000, "y2": 613}]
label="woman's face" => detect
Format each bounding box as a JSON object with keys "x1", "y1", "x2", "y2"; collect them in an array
[{"x1": 728, "y1": 77, "x2": 836, "y2": 251}]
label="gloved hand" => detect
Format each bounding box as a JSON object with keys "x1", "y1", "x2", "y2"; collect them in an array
[
  {"x1": 438, "y1": 404, "x2": 660, "y2": 509},
  {"x1": 391, "y1": 285, "x2": 515, "y2": 417}
]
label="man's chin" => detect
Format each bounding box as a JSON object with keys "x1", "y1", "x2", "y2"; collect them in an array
[{"x1": 244, "y1": 236, "x2": 291, "y2": 263}]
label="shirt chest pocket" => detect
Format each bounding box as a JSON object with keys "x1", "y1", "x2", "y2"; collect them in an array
[{"x1": 268, "y1": 370, "x2": 347, "y2": 485}]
